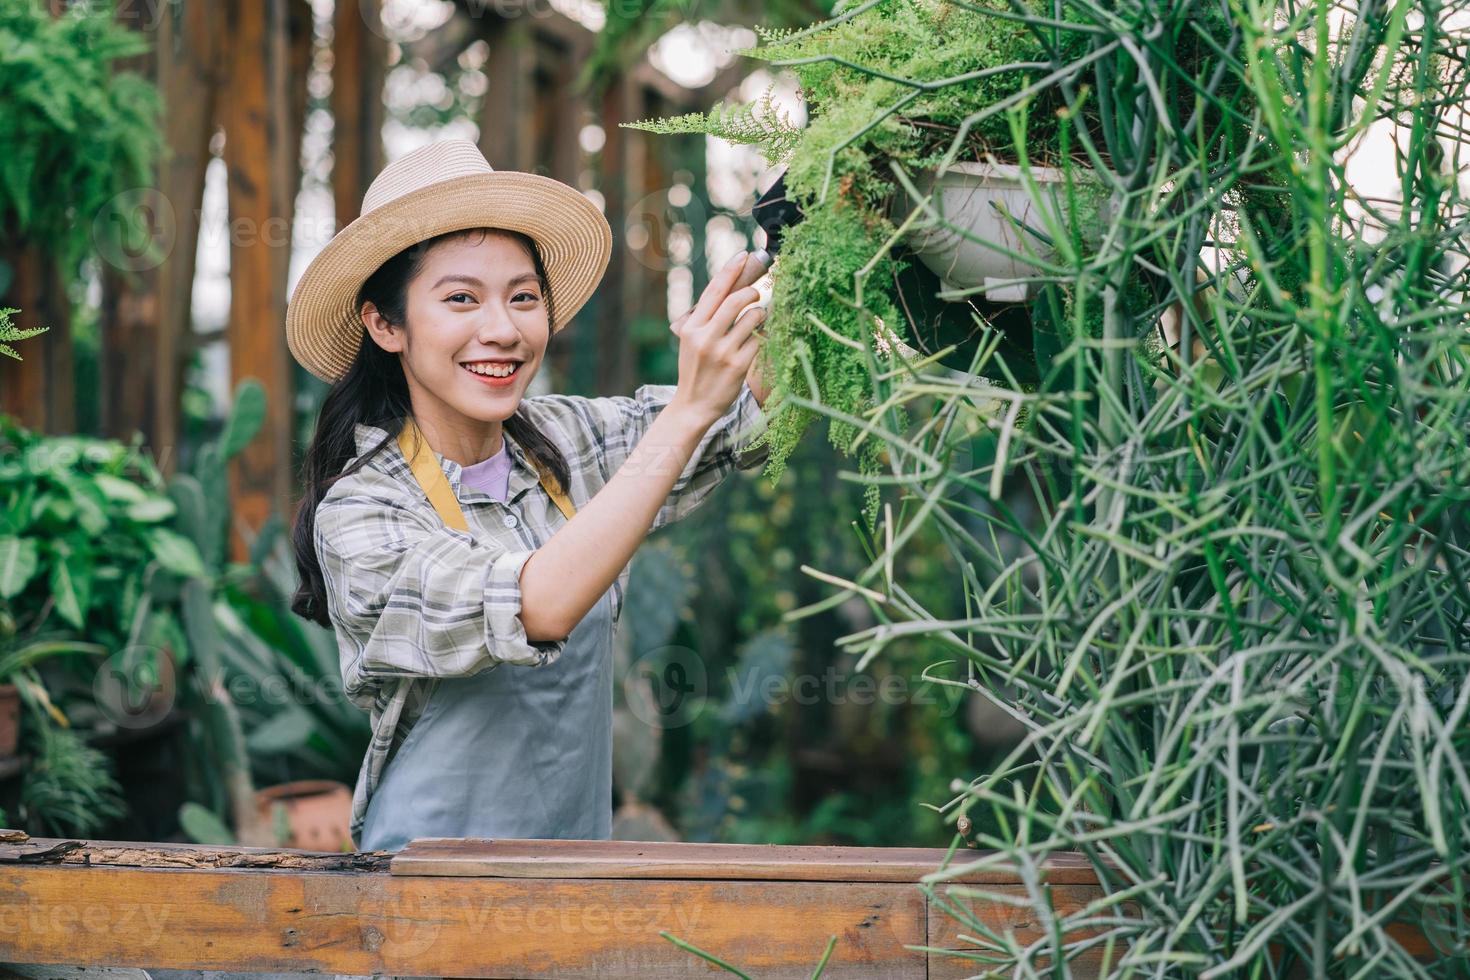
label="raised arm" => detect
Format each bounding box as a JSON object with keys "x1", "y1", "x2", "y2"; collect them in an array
[
  {"x1": 537, "y1": 378, "x2": 768, "y2": 532},
  {"x1": 517, "y1": 249, "x2": 771, "y2": 642}
]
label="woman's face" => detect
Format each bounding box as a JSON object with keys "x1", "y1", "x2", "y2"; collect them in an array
[{"x1": 366, "y1": 230, "x2": 549, "y2": 428}]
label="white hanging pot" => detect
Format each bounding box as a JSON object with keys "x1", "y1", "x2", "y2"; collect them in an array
[{"x1": 896, "y1": 161, "x2": 1108, "y2": 304}]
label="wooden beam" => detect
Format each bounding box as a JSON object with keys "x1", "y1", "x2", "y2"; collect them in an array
[
  {"x1": 331, "y1": 0, "x2": 387, "y2": 228},
  {"x1": 390, "y1": 835, "x2": 1100, "y2": 881},
  {"x1": 0, "y1": 836, "x2": 1449, "y2": 977},
  {"x1": 595, "y1": 73, "x2": 638, "y2": 396},
  {"x1": 480, "y1": 13, "x2": 537, "y2": 173},
  {"x1": 219, "y1": 0, "x2": 303, "y2": 561},
  {"x1": 97, "y1": 0, "x2": 228, "y2": 469},
  {"x1": 97, "y1": 0, "x2": 162, "y2": 450},
  {"x1": 0, "y1": 245, "x2": 71, "y2": 435},
  {"x1": 0, "y1": 837, "x2": 946, "y2": 979}
]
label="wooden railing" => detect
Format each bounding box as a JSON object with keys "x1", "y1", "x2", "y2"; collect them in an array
[
  {"x1": 0, "y1": 834, "x2": 1110, "y2": 979},
  {"x1": 2, "y1": 834, "x2": 1446, "y2": 977}
]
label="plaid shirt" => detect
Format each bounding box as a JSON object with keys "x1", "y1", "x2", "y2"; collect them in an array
[{"x1": 313, "y1": 381, "x2": 769, "y2": 844}]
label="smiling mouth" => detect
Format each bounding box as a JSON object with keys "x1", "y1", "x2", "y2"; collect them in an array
[{"x1": 460, "y1": 361, "x2": 523, "y2": 380}]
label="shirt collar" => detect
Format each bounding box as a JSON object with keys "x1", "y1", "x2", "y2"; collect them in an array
[{"x1": 351, "y1": 420, "x2": 545, "y2": 502}]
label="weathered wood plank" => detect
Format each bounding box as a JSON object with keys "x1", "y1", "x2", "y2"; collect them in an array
[
  {"x1": 393, "y1": 836, "x2": 1102, "y2": 884},
  {"x1": 0, "y1": 864, "x2": 927, "y2": 980},
  {"x1": 0, "y1": 837, "x2": 1451, "y2": 976},
  {"x1": 0, "y1": 835, "x2": 391, "y2": 871}
]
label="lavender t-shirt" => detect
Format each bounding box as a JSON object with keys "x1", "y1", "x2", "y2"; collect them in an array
[{"x1": 459, "y1": 440, "x2": 512, "y2": 501}]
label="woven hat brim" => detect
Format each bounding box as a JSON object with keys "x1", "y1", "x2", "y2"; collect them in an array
[{"x1": 286, "y1": 171, "x2": 612, "y2": 383}]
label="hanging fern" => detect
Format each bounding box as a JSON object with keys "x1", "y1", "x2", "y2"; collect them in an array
[
  {"x1": 0, "y1": 307, "x2": 46, "y2": 362},
  {"x1": 624, "y1": 85, "x2": 806, "y2": 164},
  {"x1": 0, "y1": 0, "x2": 163, "y2": 278}
]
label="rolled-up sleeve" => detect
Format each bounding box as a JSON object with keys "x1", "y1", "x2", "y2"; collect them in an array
[
  {"x1": 540, "y1": 380, "x2": 769, "y2": 531},
  {"x1": 314, "y1": 491, "x2": 566, "y2": 694}
]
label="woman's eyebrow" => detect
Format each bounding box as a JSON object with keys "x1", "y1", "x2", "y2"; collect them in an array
[{"x1": 430, "y1": 273, "x2": 540, "y2": 290}]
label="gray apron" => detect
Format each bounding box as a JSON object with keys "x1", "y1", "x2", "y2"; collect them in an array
[
  {"x1": 357, "y1": 418, "x2": 615, "y2": 851},
  {"x1": 357, "y1": 585, "x2": 615, "y2": 851}
]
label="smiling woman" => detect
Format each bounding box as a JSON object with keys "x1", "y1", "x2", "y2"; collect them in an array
[
  {"x1": 284, "y1": 140, "x2": 773, "y2": 852},
  {"x1": 358, "y1": 230, "x2": 562, "y2": 468}
]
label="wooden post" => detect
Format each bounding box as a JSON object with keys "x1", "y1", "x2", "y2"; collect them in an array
[
  {"x1": 537, "y1": 25, "x2": 590, "y2": 391},
  {"x1": 480, "y1": 13, "x2": 537, "y2": 173},
  {"x1": 96, "y1": 0, "x2": 228, "y2": 471},
  {"x1": 331, "y1": 0, "x2": 387, "y2": 229},
  {"x1": 219, "y1": 0, "x2": 306, "y2": 562},
  {"x1": 0, "y1": 243, "x2": 72, "y2": 435},
  {"x1": 596, "y1": 73, "x2": 638, "y2": 397}
]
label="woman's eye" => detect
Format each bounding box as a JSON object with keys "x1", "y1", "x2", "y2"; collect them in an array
[
  {"x1": 447, "y1": 292, "x2": 474, "y2": 304},
  {"x1": 514, "y1": 291, "x2": 540, "y2": 303}
]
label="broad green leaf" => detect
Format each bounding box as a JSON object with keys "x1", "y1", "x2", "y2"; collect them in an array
[
  {"x1": 0, "y1": 536, "x2": 38, "y2": 599},
  {"x1": 147, "y1": 528, "x2": 207, "y2": 579},
  {"x1": 93, "y1": 473, "x2": 150, "y2": 505},
  {"x1": 48, "y1": 549, "x2": 91, "y2": 630},
  {"x1": 221, "y1": 381, "x2": 267, "y2": 462},
  {"x1": 166, "y1": 474, "x2": 207, "y2": 553},
  {"x1": 126, "y1": 497, "x2": 177, "y2": 523},
  {"x1": 33, "y1": 494, "x2": 75, "y2": 525}
]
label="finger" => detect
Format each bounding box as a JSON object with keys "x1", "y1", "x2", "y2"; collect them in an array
[
  {"x1": 688, "y1": 250, "x2": 749, "y2": 326},
  {"x1": 733, "y1": 269, "x2": 773, "y2": 323},
  {"x1": 705, "y1": 284, "x2": 763, "y2": 335},
  {"x1": 669, "y1": 309, "x2": 691, "y2": 336},
  {"x1": 722, "y1": 303, "x2": 769, "y2": 350},
  {"x1": 732, "y1": 249, "x2": 772, "y2": 291}
]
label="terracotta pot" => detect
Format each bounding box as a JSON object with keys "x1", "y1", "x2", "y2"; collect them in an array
[
  {"x1": 0, "y1": 683, "x2": 20, "y2": 759},
  {"x1": 253, "y1": 779, "x2": 353, "y2": 852}
]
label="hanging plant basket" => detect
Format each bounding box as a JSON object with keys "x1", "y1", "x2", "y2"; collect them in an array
[{"x1": 896, "y1": 161, "x2": 1110, "y2": 305}]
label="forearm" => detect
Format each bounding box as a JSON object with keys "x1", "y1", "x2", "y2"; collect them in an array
[{"x1": 517, "y1": 400, "x2": 716, "y2": 640}]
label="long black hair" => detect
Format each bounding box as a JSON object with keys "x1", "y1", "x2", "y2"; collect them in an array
[{"x1": 290, "y1": 227, "x2": 572, "y2": 627}]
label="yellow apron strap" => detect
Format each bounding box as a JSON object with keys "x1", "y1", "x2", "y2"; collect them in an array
[
  {"x1": 397, "y1": 418, "x2": 577, "y2": 530},
  {"x1": 397, "y1": 419, "x2": 469, "y2": 531}
]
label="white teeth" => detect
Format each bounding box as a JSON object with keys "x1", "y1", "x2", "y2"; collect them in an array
[{"x1": 465, "y1": 362, "x2": 518, "y2": 378}]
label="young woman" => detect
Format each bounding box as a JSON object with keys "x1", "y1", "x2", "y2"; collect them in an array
[{"x1": 285, "y1": 140, "x2": 773, "y2": 851}]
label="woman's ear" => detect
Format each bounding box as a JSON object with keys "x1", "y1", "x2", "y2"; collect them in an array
[{"x1": 361, "y1": 302, "x2": 404, "y2": 355}]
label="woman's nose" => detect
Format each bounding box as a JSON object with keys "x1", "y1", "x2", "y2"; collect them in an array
[{"x1": 475, "y1": 306, "x2": 521, "y2": 344}]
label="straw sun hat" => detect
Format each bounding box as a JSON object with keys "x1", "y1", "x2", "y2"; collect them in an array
[{"x1": 286, "y1": 139, "x2": 613, "y2": 383}]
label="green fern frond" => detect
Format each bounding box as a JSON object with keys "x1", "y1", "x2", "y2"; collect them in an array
[
  {"x1": 0, "y1": 307, "x2": 47, "y2": 362},
  {"x1": 622, "y1": 95, "x2": 804, "y2": 164}
]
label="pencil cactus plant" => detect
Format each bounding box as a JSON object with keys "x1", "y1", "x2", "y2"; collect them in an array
[{"x1": 646, "y1": 0, "x2": 1470, "y2": 974}]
